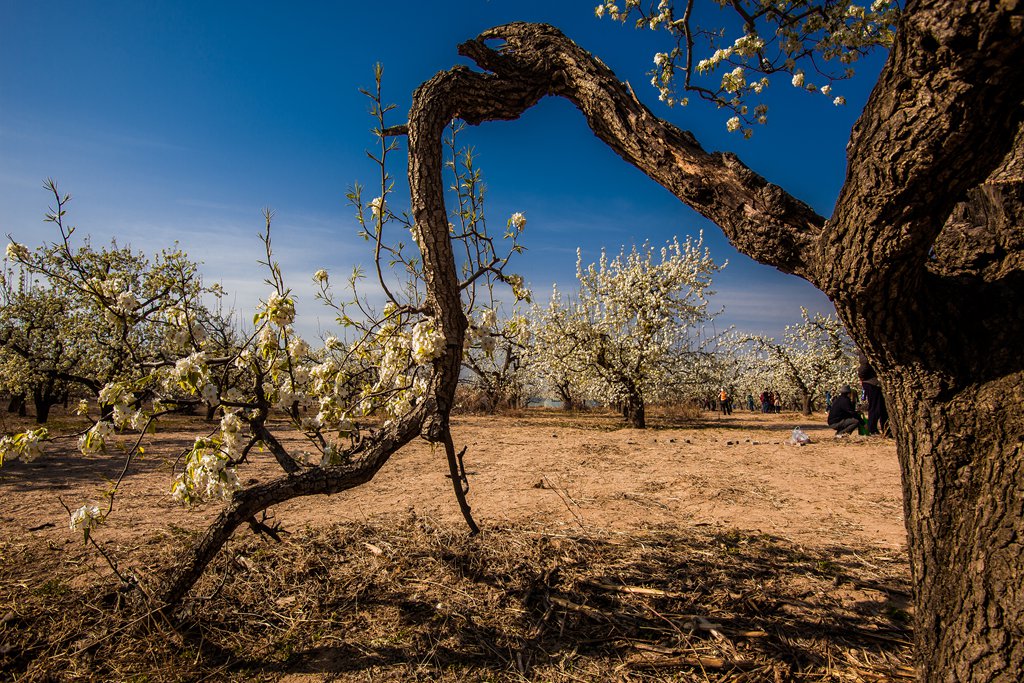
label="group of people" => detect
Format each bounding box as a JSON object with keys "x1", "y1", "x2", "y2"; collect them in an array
[
  {"x1": 759, "y1": 389, "x2": 782, "y2": 413},
  {"x1": 716, "y1": 388, "x2": 781, "y2": 415},
  {"x1": 826, "y1": 352, "x2": 890, "y2": 438},
  {"x1": 716, "y1": 356, "x2": 890, "y2": 439}
]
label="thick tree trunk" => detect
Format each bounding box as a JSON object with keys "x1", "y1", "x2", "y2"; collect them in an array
[
  {"x1": 623, "y1": 393, "x2": 645, "y2": 429},
  {"x1": 556, "y1": 381, "x2": 576, "y2": 412},
  {"x1": 7, "y1": 393, "x2": 26, "y2": 416},
  {"x1": 887, "y1": 371, "x2": 1024, "y2": 680},
  {"x1": 32, "y1": 391, "x2": 51, "y2": 424},
  {"x1": 32, "y1": 385, "x2": 57, "y2": 424},
  {"x1": 800, "y1": 390, "x2": 811, "y2": 417}
]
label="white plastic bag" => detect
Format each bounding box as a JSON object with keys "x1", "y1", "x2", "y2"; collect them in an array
[{"x1": 788, "y1": 427, "x2": 811, "y2": 446}]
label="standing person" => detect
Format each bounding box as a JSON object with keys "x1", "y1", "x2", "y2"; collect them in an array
[
  {"x1": 771, "y1": 390, "x2": 782, "y2": 414},
  {"x1": 825, "y1": 390, "x2": 833, "y2": 412},
  {"x1": 858, "y1": 352, "x2": 888, "y2": 435},
  {"x1": 760, "y1": 389, "x2": 770, "y2": 413},
  {"x1": 719, "y1": 388, "x2": 732, "y2": 415},
  {"x1": 746, "y1": 393, "x2": 755, "y2": 412},
  {"x1": 827, "y1": 384, "x2": 861, "y2": 437}
]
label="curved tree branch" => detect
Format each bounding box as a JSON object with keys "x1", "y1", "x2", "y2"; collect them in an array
[
  {"x1": 457, "y1": 22, "x2": 826, "y2": 281},
  {"x1": 444, "y1": 15, "x2": 1023, "y2": 377}
]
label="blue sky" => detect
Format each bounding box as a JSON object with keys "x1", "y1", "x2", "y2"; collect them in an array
[{"x1": 1, "y1": 1, "x2": 887, "y2": 340}]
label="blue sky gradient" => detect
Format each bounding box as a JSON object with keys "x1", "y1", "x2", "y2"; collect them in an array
[{"x1": 1, "y1": 1, "x2": 888, "y2": 340}]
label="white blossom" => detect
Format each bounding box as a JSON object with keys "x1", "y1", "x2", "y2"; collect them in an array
[
  {"x1": 721, "y1": 66, "x2": 746, "y2": 93},
  {"x1": 479, "y1": 308, "x2": 497, "y2": 329},
  {"x1": 69, "y1": 504, "x2": 103, "y2": 536},
  {"x1": 265, "y1": 291, "x2": 295, "y2": 327},
  {"x1": 5, "y1": 242, "x2": 29, "y2": 261},
  {"x1": 79, "y1": 421, "x2": 114, "y2": 455},
  {"x1": 115, "y1": 290, "x2": 138, "y2": 314},
  {"x1": 171, "y1": 437, "x2": 242, "y2": 506},
  {"x1": 170, "y1": 351, "x2": 210, "y2": 394},
  {"x1": 0, "y1": 427, "x2": 48, "y2": 463},
  {"x1": 480, "y1": 334, "x2": 496, "y2": 355},
  {"x1": 411, "y1": 318, "x2": 446, "y2": 365},
  {"x1": 369, "y1": 196, "x2": 386, "y2": 219}
]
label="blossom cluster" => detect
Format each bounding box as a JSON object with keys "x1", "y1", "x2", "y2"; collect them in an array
[
  {"x1": 170, "y1": 435, "x2": 242, "y2": 506},
  {"x1": 78, "y1": 420, "x2": 115, "y2": 455},
  {"x1": 369, "y1": 196, "x2": 386, "y2": 219},
  {"x1": 508, "y1": 212, "x2": 527, "y2": 233},
  {"x1": 411, "y1": 318, "x2": 446, "y2": 365},
  {"x1": 99, "y1": 381, "x2": 148, "y2": 432},
  {"x1": 465, "y1": 307, "x2": 499, "y2": 356},
  {"x1": 87, "y1": 276, "x2": 139, "y2": 323},
  {"x1": 0, "y1": 427, "x2": 48, "y2": 465},
  {"x1": 265, "y1": 291, "x2": 296, "y2": 327},
  {"x1": 69, "y1": 504, "x2": 104, "y2": 540},
  {"x1": 5, "y1": 241, "x2": 30, "y2": 262},
  {"x1": 169, "y1": 351, "x2": 212, "y2": 397},
  {"x1": 165, "y1": 305, "x2": 207, "y2": 346}
]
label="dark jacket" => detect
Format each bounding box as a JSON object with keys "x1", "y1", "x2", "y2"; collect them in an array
[
  {"x1": 827, "y1": 393, "x2": 858, "y2": 425},
  {"x1": 858, "y1": 352, "x2": 880, "y2": 386}
]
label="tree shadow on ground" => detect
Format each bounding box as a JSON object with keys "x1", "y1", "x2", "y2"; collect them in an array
[
  {"x1": 2, "y1": 518, "x2": 913, "y2": 681},
  {"x1": 0, "y1": 432, "x2": 195, "y2": 493}
]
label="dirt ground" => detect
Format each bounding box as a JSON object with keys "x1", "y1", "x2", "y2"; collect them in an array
[
  {"x1": 0, "y1": 408, "x2": 905, "y2": 554},
  {"x1": 0, "y1": 409, "x2": 913, "y2": 679}
]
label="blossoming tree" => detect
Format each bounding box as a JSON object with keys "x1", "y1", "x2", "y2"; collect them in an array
[
  {"x1": 461, "y1": 308, "x2": 536, "y2": 412},
  {"x1": 0, "y1": 267, "x2": 79, "y2": 424},
  {"x1": 531, "y1": 236, "x2": 722, "y2": 428},
  {"x1": 731, "y1": 308, "x2": 858, "y2": 414},
  {"x1": 2, "y1": 68, "x2": 531, "y2": 609},
  {"x1": 1, "y1": 187, "x2": 211, "y2": 424}
]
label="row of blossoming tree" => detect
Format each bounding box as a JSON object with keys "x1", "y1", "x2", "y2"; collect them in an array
[{"x1": 0, "y1": 176, "x2": 856, "y2": 606}]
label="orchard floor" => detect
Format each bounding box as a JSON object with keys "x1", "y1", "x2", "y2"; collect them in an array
[{"x1": 0, "y1": 408, "x2": 914, "y2": 681}]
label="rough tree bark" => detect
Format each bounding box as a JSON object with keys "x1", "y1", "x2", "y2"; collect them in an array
[{"x1": 398, "y1": 2, "x2": 1021, "y2": 678}]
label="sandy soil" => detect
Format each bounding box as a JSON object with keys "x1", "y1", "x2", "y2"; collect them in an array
[
  {"x1": 1, "y1": 407, "x2": 913, "y2": 681},
  {"x1": 0, "y1": 408, "x2": 905, "y2": 566}
]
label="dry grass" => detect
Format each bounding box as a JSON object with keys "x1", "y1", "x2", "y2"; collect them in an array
[{"x1": 2, "y1": 515, "x2": 913, "y2": 681}]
